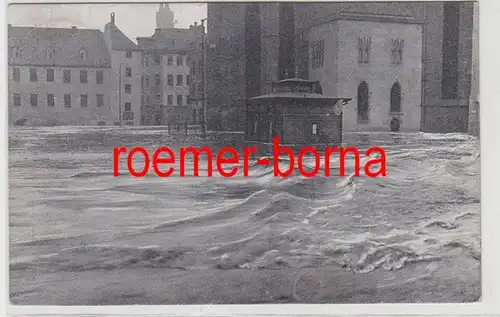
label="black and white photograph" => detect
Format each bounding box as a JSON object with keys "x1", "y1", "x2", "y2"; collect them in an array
[{"x1": 7, "y1": 1, "x2": 481, "y2": 306}]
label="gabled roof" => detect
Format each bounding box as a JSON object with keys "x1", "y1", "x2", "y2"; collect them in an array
[
  {"x1": 104, "y1": 22, "x2": 141, "y2": 51},
  {"x1": 8, "y1": 26, "x2": 111, "y2": 68}
]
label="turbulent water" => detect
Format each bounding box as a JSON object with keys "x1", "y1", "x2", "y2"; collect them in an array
[{"x1": 9, "y1": 127, "x2": 481, "y2": 304}]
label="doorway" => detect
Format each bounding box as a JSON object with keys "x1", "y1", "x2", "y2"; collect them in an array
[{"x1": 357, "y1": 81, "x2": 369, "y2": 123}]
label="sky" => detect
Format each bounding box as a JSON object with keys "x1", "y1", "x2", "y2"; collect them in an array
[{"x1": 8, "y1": 3, "x2": 207, "y2": 41}]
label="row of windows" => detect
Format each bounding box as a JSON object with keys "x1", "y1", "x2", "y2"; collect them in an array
[
  {"x1": 12, "y1": 93, "x2": 105, "y2": 108},
  {"x1": 310, "y1": 37, "x2": 405, "y2": 67},
  {"x1": 143, "y1": 74, "x2": 191, "y2": 87},
  {"x1": 144, "y1": 54, "x2": 188, "y2": 67},
  {"x1": 11, "y1": 68, "x2": 105, "y2": 84},
  {"x1": 144, "y1": 94, "x2": 190, "y2": 106}
]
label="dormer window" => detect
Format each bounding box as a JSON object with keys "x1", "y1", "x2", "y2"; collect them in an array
[{"x1": 79, "y1": 49, "x2": 87, "y2": 60}]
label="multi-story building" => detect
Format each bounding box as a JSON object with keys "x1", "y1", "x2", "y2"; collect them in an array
[
  {"x1": 103, "y1": 13, "x2": 142, "y2": 126},
  {"x1": 138, "y1": 4, "x2": 204, "y2": 126},
  {"x1": 207, "y1": 2, "x2": 478, "y2": 133},
  {"x1": 8, "y1": 25, "x2": 114, "y2": 126}
]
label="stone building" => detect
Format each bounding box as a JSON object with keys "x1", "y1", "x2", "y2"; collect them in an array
[
  {"x1": 8, "y1": 25, "x2": 114, "y2": 126},
  {"x1": 207, "y1": 2, "x2": 477, "y2": 133},
  {"x1": 103, "y1": 13, "x2": 142, "y2": 126},
  {"x1": 138, "y1": 4, "x2": 204, "y2": 126}
]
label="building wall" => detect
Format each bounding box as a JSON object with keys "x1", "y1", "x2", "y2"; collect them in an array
[
  {"x1": 161, "y1": 54, "x2": 191, "y2": 122},
  {"x1": 8, "y1": 65, "x2": 113, "y2": 125},
  {"x1": 109, "y1": 50, "x2": 142, "y2": 126},
  {"x1": 206, "y1": 3, "x2": 247, "y2": 130},
  {"x1": 309, "y1": 20, "x2": 422, "y2": 132}
]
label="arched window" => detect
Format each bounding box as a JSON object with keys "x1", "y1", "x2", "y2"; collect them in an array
[
  {"x1": 79, "y1": 49, "x2": 87, "y2": 60},
  {"x1": 357, "y1": 81, "x2": 369, "y2": 122},
  {"x1": 390, "y1": 82, "x2": 402, "y2": 113}
]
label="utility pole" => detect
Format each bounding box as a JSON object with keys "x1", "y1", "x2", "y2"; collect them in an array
[{"x1": 200, "y1": 18, "x2": 207, "y2": 138}]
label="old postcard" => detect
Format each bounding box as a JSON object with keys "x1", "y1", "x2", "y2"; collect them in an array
[{"x1": 8, "y1": 1, "x2": 480, "y2": 306}]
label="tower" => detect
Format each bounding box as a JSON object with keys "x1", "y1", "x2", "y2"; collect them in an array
[{"x1": 156, "y1": 3, "x2": 175, "y2": 29}]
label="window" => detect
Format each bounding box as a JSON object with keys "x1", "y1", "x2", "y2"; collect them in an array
[
  {"x1": 96, "y1": 70, "x2": 103, "y2": 84},
  {"x1": 80, "y1": 70, "x2": 88, "y2": 83},
  {"x1": 98, "y1": 121, "x2": 106, "y2": 126},
  {"x1": 312, "y1": 123, "x2": 318, "y2": 135},
  {"x1": 177, "y1": 75, "x2": 183, "y2": 86},
  {"x1": 172, "y1": 39, "x2": 176, "y2": 47},
  {"x1": 96, "y1": 94, "x2": 104, "y2": 107},
  {"x1": 167, "y1": 95, "x2": 173, "y2": 105},
  {"x1": 168, "y1": 74, "x2": 174, "y2": 86},
  {"x1": 177, "y1": 94, "x2": 183, "y2": 106},
  {"x1": 156, "y1": 74, "x2": 161, "y2": 86},
  {"x1": 47, "y1": 94, "x2": 55, "y2": 107},
  {"x1": 311, "y1": 39, "x2": 324, "y2": 68},
  {"x1": 187, "y1": 75, "x2": 191, "y2": 85},
  {"x1": 46, "y1": 69, "x2": 54, "y2": 82},
  {"x1": 80, "y1": 94, "x2": 88, "y2": 107},
  {"x1": 13, "y1": 94, "x2": 20, "y2": 107},
  {"x1": 177, "y1": 56, "x2": 183, "y2": 66},
  {"x1": 12, "y1": 68, "x2": 20, "y2": 82},
  {"x1": 157, "y1": 94, "x2": 162, "y2": 102},
  {"x1": 187, "y1": 95, "x2": 191, "y2": 104},
  {"x1": 29, "y1": 68, "x2": 37, "y2": 82},
  {"x1": 198, "y1": 61, "x2": 202, "y2": 75},
  {"x1": 30, "y1": 94, "x2": 38, "y2": 107},
  {"x1": 80, "y1": 49, "x2": 87, "y2": 60},
  {"x1": 390, "y1": 82, "x2": 402, "y2": 113},
  {"x1": 125, "y1": 84, "x2": 131, "y2": 94},
  {"x1": 63, "y1": 70, "x2": 71, "y2": 83},
  {"x1": 125, "y1": 67, "x2": 132, "y2": 77},
  {"x1": 12, "y1": 46, "x2": 20, "y2": 58},
  {"x1": 154, "y1": 55, "x2": 161, "y2": 64},
  {"x1": 168, "y1": 56, "x2": 173, "y2": 65},
  {"x1": 391, "y1": 39, "x2": 404, "y2": 65},
  {"x1": 126, "y1": 51, "x2": 132, "y2": 58},
  {"x1": 358, "y1": 37, "x2": 371, "y2": 64},
  {"x1": 64, "y1": 94, "x2": 71, "y2": 108},
  {"x1": 124, "y1": 102, "x2": 131, "y2": 111},
  {"x1": 145, "y1": 76, "x2": 149, "y2": 87},
  {"x1": 357, "y1": 81, "x2": 369, "y2": 122},
  {"x1": 192, "y1": 61, "x2": 197, "y2": 75},
  {"x1": 145, "y1": 56, "x2": 149, "y2": 67}
]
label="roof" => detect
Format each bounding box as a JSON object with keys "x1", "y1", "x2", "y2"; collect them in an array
[
  {"x1": 137, "y1": 27, "x2": 200, "y2": 53},
  {"x1": 104, "y1": 22, "x2": 141, "y2": 51},
  {"x1": 274, "y1": 78, "x2": 320, "y2": 84},
  {"x1": 8, "y1": 26, "x2": 111, "y2": 68},
  {"x1": 249, "y1": 92, "x2": 351, "y2": 102}
]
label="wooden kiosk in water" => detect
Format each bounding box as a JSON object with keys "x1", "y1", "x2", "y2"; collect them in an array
[{"x1": 245, "y1": 78, "x2": 351, "y2": 148}]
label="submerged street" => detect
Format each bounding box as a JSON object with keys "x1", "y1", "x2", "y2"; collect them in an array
[{"x1": 9, "y1": 127, "x2": 480, "y2": 304}]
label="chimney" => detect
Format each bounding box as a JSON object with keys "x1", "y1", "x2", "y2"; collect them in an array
[{"x1": 110, "y1": 12, "x2": 115, "y2": 24}]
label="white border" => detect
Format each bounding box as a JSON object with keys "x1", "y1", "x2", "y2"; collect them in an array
[{"x1": 3, "y1": 0, "x2": 500, "y2": 316}]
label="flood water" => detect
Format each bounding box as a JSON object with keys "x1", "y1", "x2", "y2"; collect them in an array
[{"x1": 9, "y1": 127, "x2": 481, "y2": 304}]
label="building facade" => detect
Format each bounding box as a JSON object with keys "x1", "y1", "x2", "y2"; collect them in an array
[
  {"x1": 207, "y1": 2, "x2": 477, "y2": 133},
  {"x1": 138, "y1": 4, "x2": 204, "y2": 126},
  {"x1": 103, "y1": 13, "x2": 142, "y2": 126},
  {"x1": 8, "y1": 26, "x2": 114, "y2": 126},
  {"x1": 308, "y1": 18, "x2": 423, "y2": 131}
]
